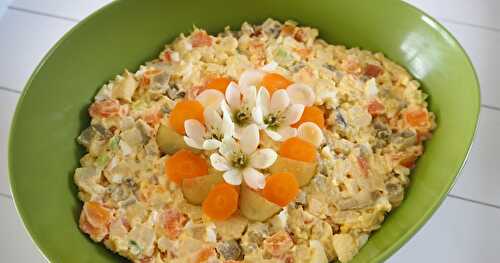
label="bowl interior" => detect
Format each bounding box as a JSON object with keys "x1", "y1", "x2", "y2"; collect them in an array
[{"x1": 9, "y1": 0, "x2": 479, "y2": 262}]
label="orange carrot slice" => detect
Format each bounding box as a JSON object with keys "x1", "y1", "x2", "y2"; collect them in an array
[
  {"x1": 202, "y1": 183, "x2": 239, "y2": 221},
  {"x1": 292, "y1": 106, "x2": 325, "y2": 128},
  {"x1": 261, "y1": 73, "x2": 293, "y2": 94},
  {"x1": 207, "y1": 77, "x2": 232, "y2": 93},
  {"x1": 165, "y1": 149, "x2": 209, "y2": 184},
  {"x1": 169, "y1": 100, "x2": 204, "y2": 134},
  {"x1": 279, "y1": 137, "x2": 316, "y2": 163},
  {"x1": 261, "y1": 172, "x2": 299, "y2": 207}
]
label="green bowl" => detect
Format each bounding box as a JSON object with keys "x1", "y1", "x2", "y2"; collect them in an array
[{"x1": 8, "y1": 0, "x2": 480, "y2": 262}]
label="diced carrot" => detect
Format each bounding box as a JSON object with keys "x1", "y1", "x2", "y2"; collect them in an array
[
  {"x1": 279, "y1": 137, "x2": 316, "y2": 163},
  {"x1": 169, "y1": 100, "x2": 204, "y2": 134},
  {"x1": 367, "y1": 100, "x2": 385, "y2": 116},
  {"x1": 163, "y1": 51, "x2": 172, "y2": 62},
  {"x1": 194, "y1": 247, "x2": 217, "y2": 263},
  {"x1": 292, "y1": 106, "x2": 325, "y2": 128},
  {"x1": 79, "y1": 211, "x2": 106, "y2": 241},
  {"x1": 281, "y1": 25, "x2": 295, "y2": 36},
  {"x1": 165, "y1": 149, "x2": 208, "y2": 184},
  {"x1": 162, "y1": 208, "x2": 188, "y2": 240},
  {"x1": 263, "y1": 231, "x2": 294, "y2": 257},
  {"x1": 202, "y1": 183, "x2": 239, "y2": 221},
  {"x1": 400, "y1": 155, "x2": 418, "y2": 169},
  {"x1": 364, "y1": 64, "x2": 383, "y2": 78},
  {"x1": 294, "y1": 29, "x2": 306, "y2": 42},
  {"x1": 261, "y1": 73, "x2": 293, "y2": 94},
  {"x1": 404, "y1": 109, "x2": 428, "y2": 127},
  {"x1": 207, "y1": 77, "x2": 232, "y2": 93},
  {"x1": 262, "y1": 172, "x2": 299, "y2": 207},
  {"x1": 89, "y1": 99, "x2": 120, "y2": 118},
  {"x1": 192, "y1": 31, "x2": 212, "y2": 47},
  {"x1": 357, "y1": 156, "x2": 369, "y2": 177},
  {"x1": 84, "y1": 201, "x2": 112, "y2": 228},
  {"x1": 144, "y1": 110, "x2": 163, "y2": 125}
]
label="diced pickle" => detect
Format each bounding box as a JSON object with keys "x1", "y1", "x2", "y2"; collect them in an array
[
  {"x1": 269, "y1": 156, "x2": 317, "y2": 187},
  {"x1": 156, "y1": 123, "x2": 189, "y2": 154},
  {"x1": 239, "y1": 185, "x2": 281, "y2": 222},
  {"x1": 181, "y1": 170, "x2": 224, "y2": 205}
]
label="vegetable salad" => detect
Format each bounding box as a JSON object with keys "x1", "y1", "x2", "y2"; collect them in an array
[{"x1": 74, "y1": 19, "x2": 435, "y2": 263}]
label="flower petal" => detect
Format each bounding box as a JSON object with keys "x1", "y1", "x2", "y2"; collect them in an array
[
  {"x1": 184, "y1": 136, "x2": 203, "y2": 149},
  {"x1": 277, "y1": 126, "x2": 298, "y2": 141},
  {"x1": 239, "y1": 124, "x2": 259, "y2": 155},
  {"x1": 223, "y1": 169, "x2": 243, "y2": 185},
  {"x1": 210, "y1": 153, "x2": 231, "y2": 171},
  {"x1": 238, "y1": 70, "x2": 265, "y2": 89},
  {"x1": 221, "y1": 109, "x2": 235, "y2": 139},
  {"x1": 250, "y1": 149, "x2": 278, "y2": 169},
  {"x1": 219, "y1": 137, "x2": 237, "y2": 159},
  {"x1": 233, "y1": 126, "x2": 245, "y2": 139},
  {"x1": 184, "y1": 119, "x2": 206, "y2": 144},
  {"x1": 260, "y1": 61, "x2": 278, "y2": 72},
  {"x1": 225, "y1": 82, "x2": 241, "y2": 110},
  {"x1": 264, "y1": 128, "x2": 282, "y2": 141},
  {"x1": 270, "y1": 89, "x2": 290, "y2": 113},
  {"x1": 196, "y1": 89, "x2": 224, "y2": 110},
  {"x1": 203, "y1": 139, "x2": 222, "y2": 150},
  {"x1": 256, "y1": 87, "x2": 271, "y2": 116},
  {"x1": 298, "y1": 122, "x2": 324, "y2": 147},
  {"x1": 252, "y1": 107, "x2": 265, "y2": 126},
  {"x1": 243, "y1": 167, "x2": 266, "y2": 189},
  {"x1": 287, "y1": 83, "x2": 315, "y2": 106},
  {"x1": 204, "y1": 109, "x2": 223, "y2": 129},
  {"x1": 241, "y1": 85, "x2": 257, "y2": 107},
  {"x1": 282, "y1": 104, "x2": 305, "y2": 125}
]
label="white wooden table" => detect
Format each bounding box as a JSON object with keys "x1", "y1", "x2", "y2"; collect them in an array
[{"x1": 1, "y1": 1, "x2": 499, "y2": 262}]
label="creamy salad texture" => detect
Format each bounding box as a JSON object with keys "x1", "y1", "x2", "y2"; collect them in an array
[{"x1": 74, "y1": 19, "x2": 436, "y2": 263}]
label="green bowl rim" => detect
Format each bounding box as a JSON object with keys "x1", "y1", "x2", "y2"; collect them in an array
[{"x1": 8, "y1": 0, "x2": 481, "y2": 262}]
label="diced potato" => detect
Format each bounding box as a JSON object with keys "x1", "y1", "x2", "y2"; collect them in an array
[
  {"x1": 239, "y1": 184, "x2": 281, "y2": 222},
  {"x1": 112, "y1": 70, "x2": 137, "y2": 102},
  {"x1": 215, "y1": 215, "x2": 248, "y2": 240},
  {"x1": 269, "y1": 156, "x2": 317, "y2": 187},
  {"x1": 182, "y1": 170, "x2": 224, "y2": 205},
  {"x1": 332, "y1": 234, "x2": 358, "y2": 263},
  {"x1": 309, "y1": 240, "x2": 329, "y2": 263},
  {"x1": 156, "y1": 123, "x2": 189, "y2": 154}
]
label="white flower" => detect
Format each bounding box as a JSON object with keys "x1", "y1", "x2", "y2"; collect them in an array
[
  {"x1": 221, "y1": 81, "x2": 257, "y2": 138},
  {"x1": 297, "y1": 122, "x2": 324, "y2": 147},
  {"x1": 196, "y1": 89, "x2": 225, "y2": 110},
  {"x1": 209, "y1": 124, "x2": 277, "y2": 189},
  {"x1": 183, "y1": 109, "x2": 234, "y2": 150},
  {"x1": 253, "y1": 87, "x2": 304, "y2": 141},
  {"x1": 286, "y1": 83, "x2": 316, "y2": 106}
]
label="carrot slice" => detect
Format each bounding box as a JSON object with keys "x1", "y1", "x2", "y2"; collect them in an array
[
  {"x1": 202, "y1": 183, "x2": 239, "y2": 221},
  {"x1": 261, "y1": 73, "x2": 293, "y2": 94},
  {"x1": 169, "y1": 100, "x2": 204, "y2": 134},
  {"x1": 279, "y1": 137, "x2": 316, "y2": 163},
  {"x1": 207, "y1": 77, "x2": 232, "y2": 93},
  {"x1": 165, "y1": 149, "x2": 209, "y2": 184},
  {"x1": 262, "y1": 172, "x2": 299, "y2": 207},
  {"x1": 404, "y1": 109, "x2": 428, "y2": 127},
  {"x1": 292, "y1": 106, "x2": 325, "y2": 128}
]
